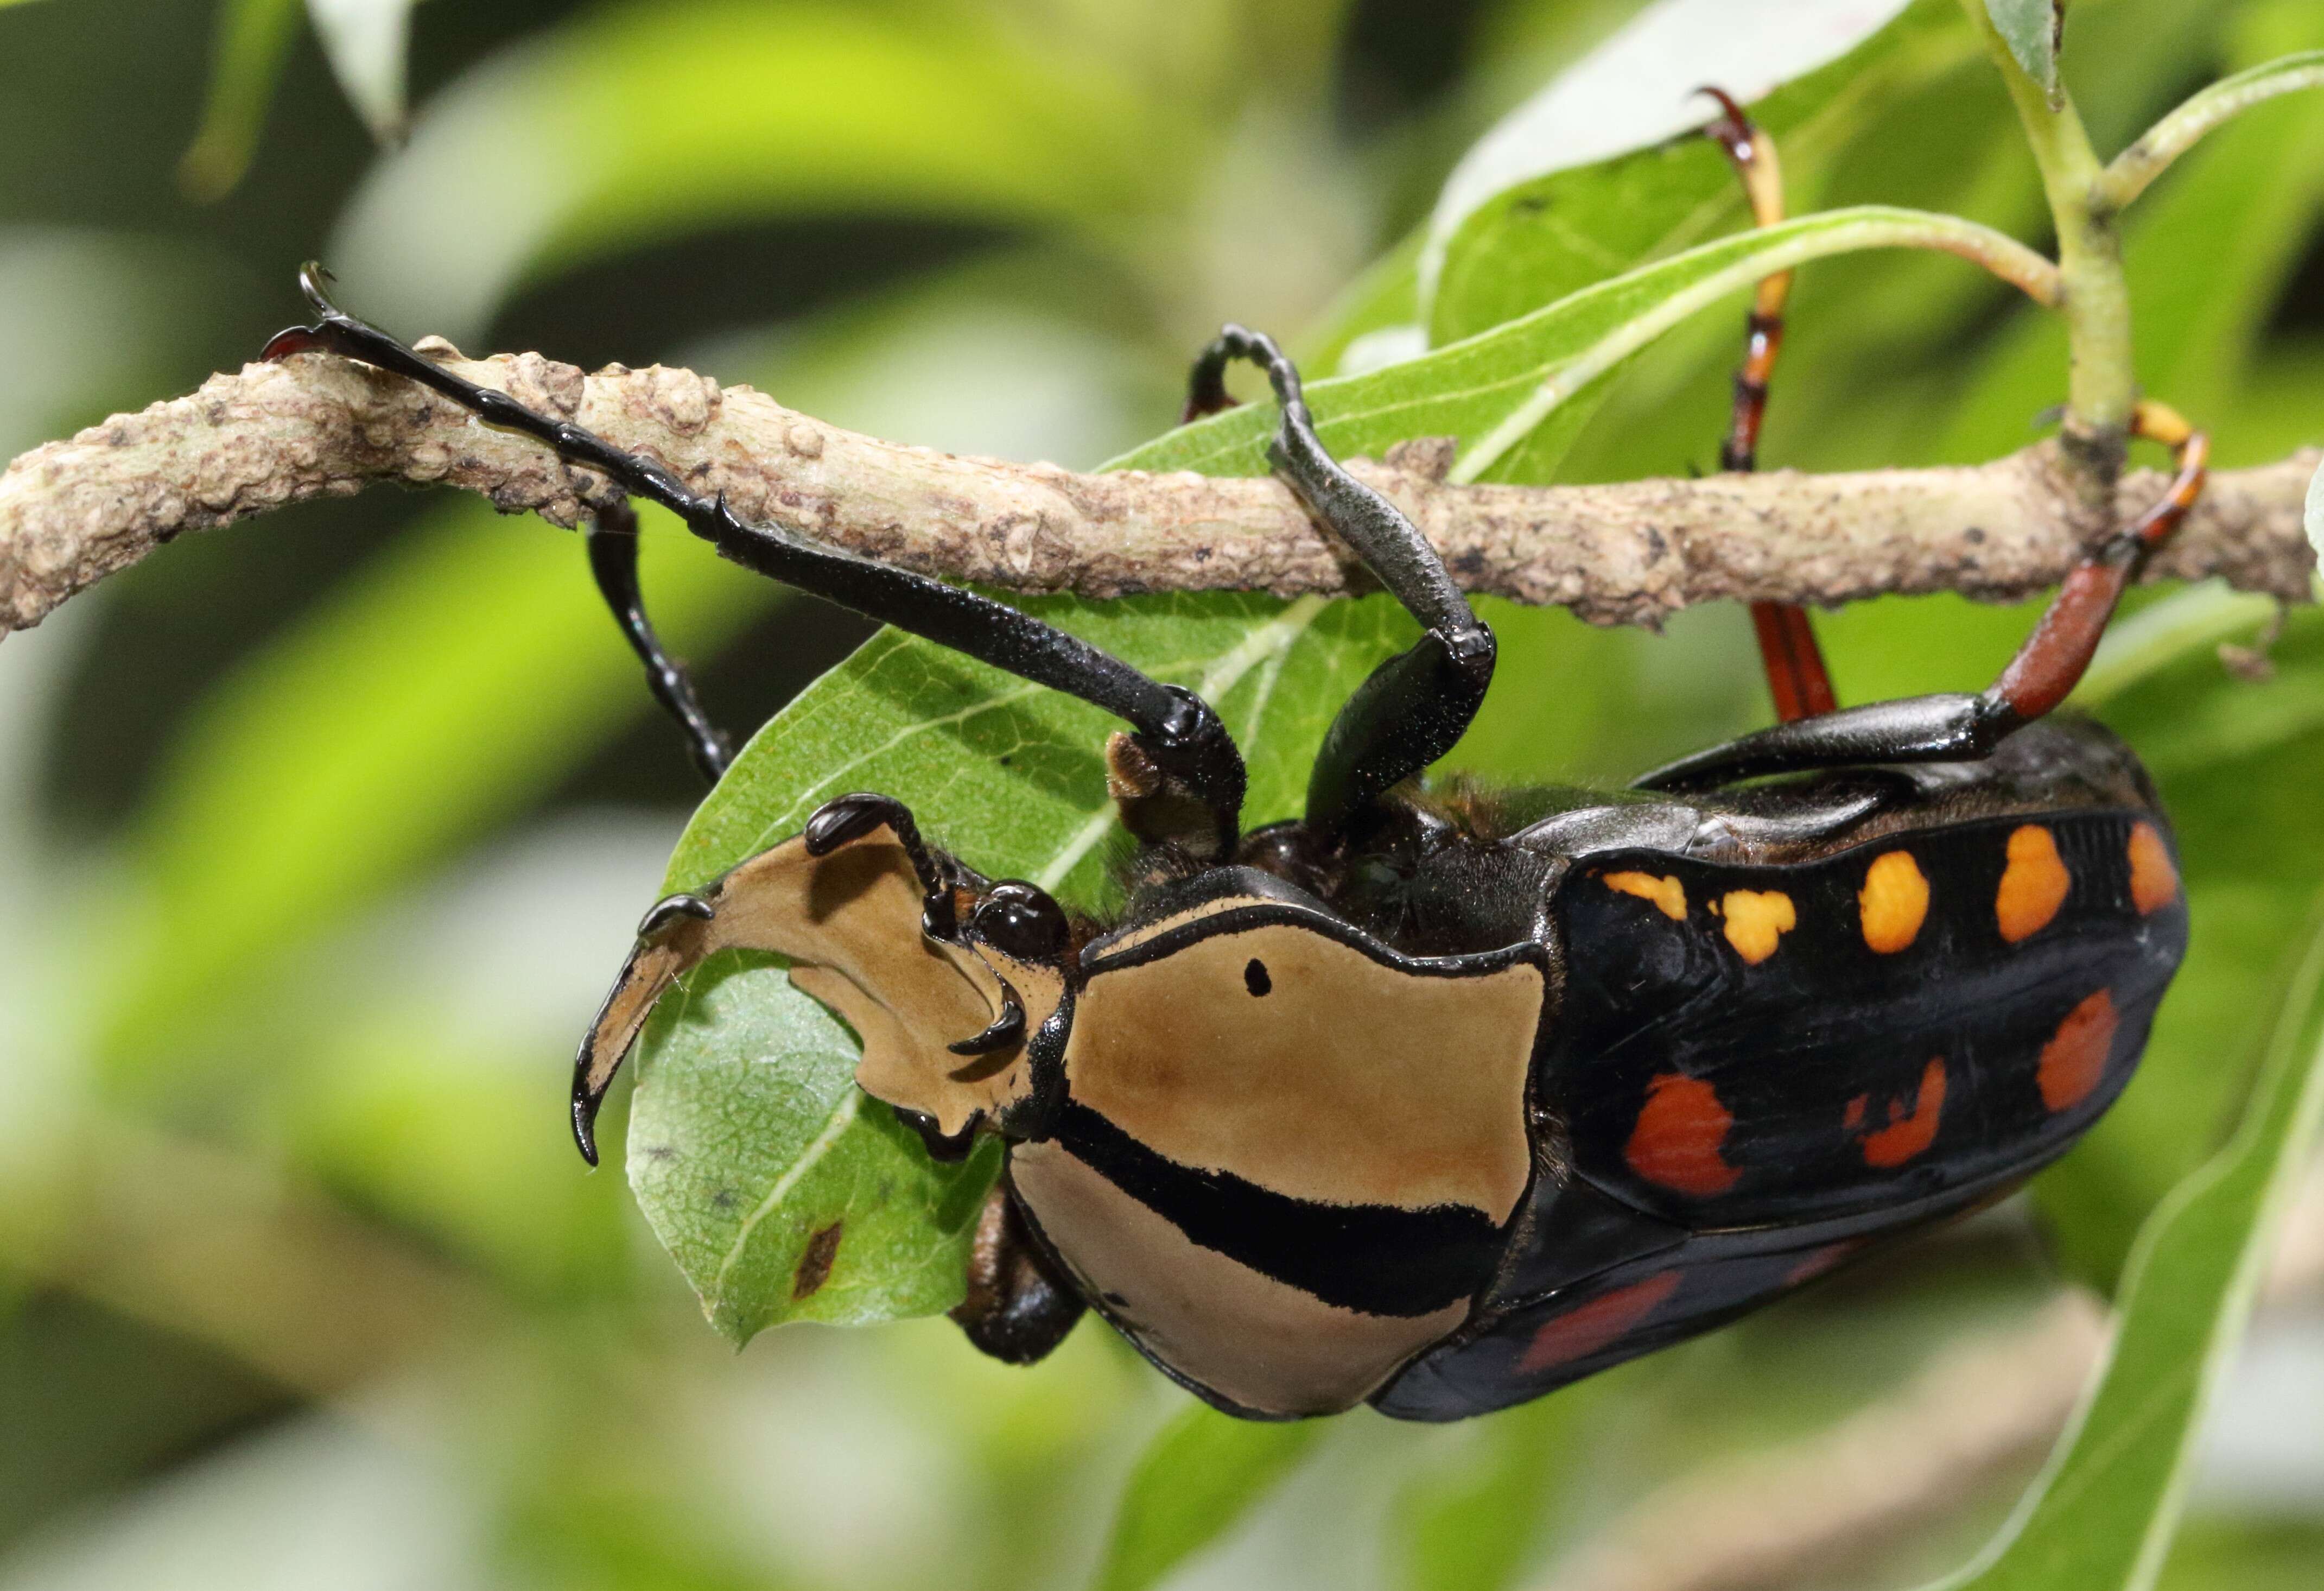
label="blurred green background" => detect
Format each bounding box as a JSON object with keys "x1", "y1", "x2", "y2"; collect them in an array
[{"x1": 1, "y1": 1, "x2": 2321, "y2": 1588}]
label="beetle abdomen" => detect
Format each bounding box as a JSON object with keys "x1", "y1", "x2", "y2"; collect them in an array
[
  {"x1": 1372, "y1": 800, "x2": 2185, "y2": 1422},
  {"x1": 1550, "y1": 808, "x2": 2184, "y2": 1229}
]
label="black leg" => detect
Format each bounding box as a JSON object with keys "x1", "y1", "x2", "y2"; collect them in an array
[
  {"x1": 1635, "y1": 417, "x2": 2209, "y2": 791},
  {"x1": 266, "y1": 264, "x2": 1247, "y2": 852},
  {"x1": 585, "y1": 497, "x2": 733, "y2": 784},
  {"x1": 950, "y1": 1180, "x2": 1085, "y2": 1365},
  {"x1": 1187, "y1": 327, "x2": 1496, "y2": 838}
]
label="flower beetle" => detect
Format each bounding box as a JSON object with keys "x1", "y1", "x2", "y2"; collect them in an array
[{"x1": 264, "y1": 257, "x2": 2201, "y2": 1421}]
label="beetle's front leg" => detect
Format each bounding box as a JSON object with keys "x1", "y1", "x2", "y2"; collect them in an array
[
  {"x1": 950, "y1": 1177, "x2": 1085, "y2": 1365},
  {"x1": 585, "y1": 497, "x2": 733, "y2": 784}
]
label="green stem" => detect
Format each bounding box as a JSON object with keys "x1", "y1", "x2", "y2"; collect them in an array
[
  {"x1": 1963, "y1": 0, "x2": 2133, "y2": 497},
  {"x1": 2098, "y1": 52, "x2": 2324, "y2": 210}
]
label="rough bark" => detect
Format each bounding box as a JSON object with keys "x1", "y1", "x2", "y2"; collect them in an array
[{"x1": 1, "y1": 344, "x2": 2314, "y2": 639}]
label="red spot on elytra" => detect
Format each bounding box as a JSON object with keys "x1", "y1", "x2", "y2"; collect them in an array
[
  {"x1": 2039, "y1": 990, "x2": 2118, "y2": 1112},
  {"x1": 1861, "y1": 1058, "x2": 1948, "y2": 1168},
  {"x1": 1843, "y1": 1095, "x2": 1867, "y2": 1130},
  {"x1": 1783, "y1": 1240, "x2": 1863, "y2": 1286},
  {"x1": 1625, "y1": 1074, "x2": 1742, "y2": 1196},
  {"x1": 1517, "y1": 1272, "x2": 1682, "y2": 1374}
]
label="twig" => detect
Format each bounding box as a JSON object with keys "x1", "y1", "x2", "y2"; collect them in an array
[{"x1": 1, "y1": 347, "x2": 2313, "y2": 639}]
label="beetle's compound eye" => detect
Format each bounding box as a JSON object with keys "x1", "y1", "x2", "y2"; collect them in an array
[{"x1": 973, "y1": 881, "x2": 1069, "y2": 962}]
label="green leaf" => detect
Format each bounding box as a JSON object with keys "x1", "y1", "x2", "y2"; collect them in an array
[
  {"x1": 1116, "y1": 205, "x2": 2050, "y2": 489},
  {"x1": 306, "y1": 0, "x2": 420, "y2": 145},
  {"x1": 625, "y1": 948, "x2": 1003, "y2": 1339},
  {"x1": 1424, "y1": 0, "x2": 1974, "y2": 345},
  {"x1": 1090, "y1": 1402, "x2": 1325, "y2": 1591},
  {"x1": 1983, "y1": 0, "x2": 2062, "y2": 103},
  {"x1": 1932, "y1": 899, "x2": 2324, "y2": 1588},
  {"x1": 1390, "y1": 1388, "x2": 1599, "y2": 1591},
  {"x1": 328, "y1": 0, "x2": 1189, "y2": 341}
]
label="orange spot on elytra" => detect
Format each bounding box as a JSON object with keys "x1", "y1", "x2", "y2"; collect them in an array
[
  {"x1": 1843, "y1": 1095, "x2": 1867, "y2": 1130},
  {"x1": 1605, "y1": 871, "x2": 1687, "y2": 920},
  {"x1": 1720, "y1": 890, "x2": 1795, "y2": 964},
  {"x1": 1860, "y1": 1058, "x2": 1948, "y2": 1168},
  {"x1": 1625, "y1": 1074, "x2": 1741, "y2": 1196},
  {"x1": 2128, "y1": 822, "x2": 2179, "y2": 914},
  {"x1": 1858, "y1": 851, "x2": 1929, "y2": 954},
  {"x1": 1996, "y1": 825, "x2": 2071, "y2": 942},
  {"x1": 2039, "y1": 990, "x2": 2118, "y2": 1112},
  {"x1": 1517, "y1": 1272, "x2": 1682, "y2": 1373}
]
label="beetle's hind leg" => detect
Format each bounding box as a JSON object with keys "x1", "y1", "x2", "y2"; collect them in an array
[
  {"x1": 1635, "y1": 404, "x2": 2208, "y2": 790},
  {"x1": 1701, "y1": 87, "x2": 1838, "y2": 725},
  {"x1": 585, "y1": 497, "x2": 734, "y2": 784},
  {"x1": 1186, "y1": 329, "x2": 1496, "y2": 838}
]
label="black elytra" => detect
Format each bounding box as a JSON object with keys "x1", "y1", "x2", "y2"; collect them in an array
[{"x1": 266, "y1": 268, "x2": 2195, "y2": 1423}]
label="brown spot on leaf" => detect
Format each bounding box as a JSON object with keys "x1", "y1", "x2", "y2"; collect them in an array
[{"x1": 793, "y1": 1221, "x2": 844, "y2": 1300}]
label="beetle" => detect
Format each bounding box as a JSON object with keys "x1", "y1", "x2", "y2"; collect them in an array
[{"x1": 261, "y1": 191, "x2": 2202, "y2": 1418}]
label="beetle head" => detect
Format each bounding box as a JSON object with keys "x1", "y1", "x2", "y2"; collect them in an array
[{"x1": 570, "y1": 794, "x2": 1077, "y2": 1164}]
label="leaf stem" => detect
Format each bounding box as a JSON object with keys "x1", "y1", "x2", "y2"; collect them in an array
[
  {"x1": 2098, "y1": 52, "x2": 2324, "y2": 211},
  {"x1": 1450, "y1": 209, "x2": 2060, "y2": 484},
  {"x1": 1964, "y1": 0, "x2": 2133, "y2": 497}
]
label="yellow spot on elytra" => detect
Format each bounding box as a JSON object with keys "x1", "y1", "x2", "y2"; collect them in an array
[
  {"x1": 2128, "y1": 822, "x2": 2179, "y2": 915},
  {"x1": 1720, "y1": 890, "x2": 1795, "y2": 964},
  {"x1": 1996, "y1": 825, "x2": 2071, "y2": 942},
  {"x1": 1605, "y1": 871, "x2": 1687, "y2": 920},
  {"x1": 1858, "y1": 851, "x2": 1929, "y2": 954}
]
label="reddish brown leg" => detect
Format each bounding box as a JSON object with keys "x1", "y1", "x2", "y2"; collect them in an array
[
  {"x1": 1636, "y1": 408, "x2": 2209, "y2": 790},
  {"x1": 1990, "y1": 403, "x2": 2209, "y2": 720},
  {"x1": 1703, "y1": 87, "x2": 1838, "y2": 725}
]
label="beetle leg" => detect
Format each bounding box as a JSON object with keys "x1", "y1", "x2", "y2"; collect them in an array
[
  {"x1": 950, "y1": 1178, "x2": 1085, "y2": 1364},
  {"x1": 1186, "y1": 327, "x2": 1497, "y2": 838},
  {"x1": 1701, "y1": 87, "x2": 1838, "y2": 725},
  {"x1": 1634, "y1": 411, "x2": 2208, "y2": 791},
  {"x1": 585, "y1": 497, "x2": 733, "y2": 784},
  {"x1": 265, "y1": 264, "x2": 1246, "y2": 853}
]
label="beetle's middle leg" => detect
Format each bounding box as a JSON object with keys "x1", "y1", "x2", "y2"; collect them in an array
[
  {"x1": 585, "y1": 496, "x2": 733, "y2": 785},
  {"x1": 1702, "y1": 87, "x2": 1838, "y2": 725},
  {"x1": 1185, "y1": 329, "x2": 1496, "y2": 838},
  {"x1": 1634, "y1": 403, "x2": 2208, "y2": 790}
]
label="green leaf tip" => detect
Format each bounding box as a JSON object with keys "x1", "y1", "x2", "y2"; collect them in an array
[{"x1": 1983, "y1": 0, "x2": 2062, "y2": 104}]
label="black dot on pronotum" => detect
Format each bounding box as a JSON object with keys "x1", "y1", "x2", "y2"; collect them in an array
[{"x1": 1244, "y1": 958, "x2": 1272, "y2": 996}]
